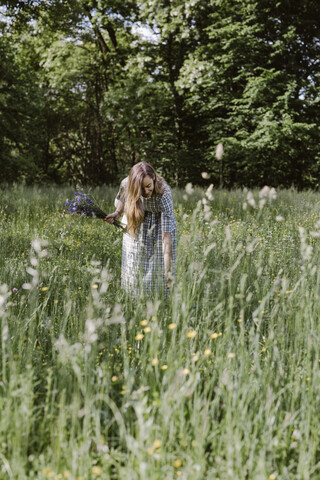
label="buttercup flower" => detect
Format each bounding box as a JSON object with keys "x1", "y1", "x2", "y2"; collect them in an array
[
  {"x1": 210, "y1": 332, "x2": 222, "y2": 339},
  {"x1": 186, "y1": 330, "x2": 197, "y2": 339},
  {"x1": 168, "y1": 323, "x2": 177, "y2": 330}
]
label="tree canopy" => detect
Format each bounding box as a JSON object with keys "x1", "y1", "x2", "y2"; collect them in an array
[{"x1": 0, "y1": 0, "x2": 319, "y2": 187}]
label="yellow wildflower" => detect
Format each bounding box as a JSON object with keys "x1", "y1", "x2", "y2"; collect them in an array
[
  {"x1": 186, "y1": 330, "x2": 197, "y2": 339},
  {"x1": 210, "y1": 332, "x2": 222, "y2": 339},
  {"x1": 135, "y1": 333, "x2": 144, "y2": 341},
  {"x1": 41, "y1": 468, "x2": 54, "y2": 478},
  {"x1": 92, "y1": 466, "x2": 102, "y2": 476},
  {"x1": 153, "y1": 439, "x2": 162, "y2": 449}
]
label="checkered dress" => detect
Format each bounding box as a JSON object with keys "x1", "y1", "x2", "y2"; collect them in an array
[{"x1": 115, "y1": 177, "x2": 177, "y2": 296}]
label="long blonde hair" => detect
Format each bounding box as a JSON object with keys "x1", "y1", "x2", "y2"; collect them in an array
[{"x1": 125, "y1": 162, "x2": 166, "y2": 236}]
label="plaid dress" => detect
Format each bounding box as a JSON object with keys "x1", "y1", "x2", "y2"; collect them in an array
[{"x1": 115, "y1": 177, "x2": 177, "y2": 296}]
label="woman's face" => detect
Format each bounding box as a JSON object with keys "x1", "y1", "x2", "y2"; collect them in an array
[{"x1": 142, "y1": 175, "x2": 154, "y2": 198}]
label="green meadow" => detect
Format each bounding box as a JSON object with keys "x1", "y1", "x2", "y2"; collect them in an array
[{"x1": 1, "y1": 185, "x2": 320, "y2": 480}]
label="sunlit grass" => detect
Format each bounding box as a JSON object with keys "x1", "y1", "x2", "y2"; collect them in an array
[{"x1": 1, "y1": 184, "x2": 320, "y2": 479}]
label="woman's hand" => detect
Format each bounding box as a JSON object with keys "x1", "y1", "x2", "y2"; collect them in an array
[
  {"x1": 104, "y1": 212, "x2": 120, "y2": 224},
  {"x1": 105, "y1": 201, "x2": 124, "y2": 224},
  {"x1": 165, "y1": 271, "x2": 174, "y2": 289}
]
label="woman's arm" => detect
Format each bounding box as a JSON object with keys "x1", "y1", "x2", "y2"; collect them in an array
[
  {"x1": 105, "y1": 177, "x2": 128, "y2": 224},
  {"x1": 114, "y1": 200, "x2": 124, "y2": 217},
  {"x1": 105, "y1": 200, "x2": 124, "y2": 224},
  {"x1": 162, "y1": 232, "x2": 173, "y2": 287}
]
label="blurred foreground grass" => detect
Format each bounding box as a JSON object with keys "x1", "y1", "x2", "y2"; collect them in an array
[{"x1": 1, "y1": 184, "x2": 320, "y2": 479}]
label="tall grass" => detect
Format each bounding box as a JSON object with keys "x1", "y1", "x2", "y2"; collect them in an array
[{"x1": 1, "y1": 184, "x2": 320, "y2": 479}]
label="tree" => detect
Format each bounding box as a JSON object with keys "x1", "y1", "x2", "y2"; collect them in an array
[
  {"x1": 2, "y1": 0, "x2": 139, "y2": 184},
  {"x1": 1, "y1": 0, "x2": 320, "y2": 187},
  {"x1": 175, "y1": 0, "x2": 320, "y2": 187},
  {"x1": 0, "y1": 16, "x2": 41, "y2": 182}
]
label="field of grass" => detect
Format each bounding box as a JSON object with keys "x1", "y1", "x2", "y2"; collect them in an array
[{"x1": 1, "y1": 184, "x2": 320, "y2": 480}]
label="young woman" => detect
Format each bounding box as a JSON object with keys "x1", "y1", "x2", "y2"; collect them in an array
[{"x1": 105, "y1": 162, "x2": 177, "y2": 296}]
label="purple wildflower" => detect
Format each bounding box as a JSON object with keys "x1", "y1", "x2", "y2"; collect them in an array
[{"x1": 64, "y1": 192, "x2": 125, "y2": 231}]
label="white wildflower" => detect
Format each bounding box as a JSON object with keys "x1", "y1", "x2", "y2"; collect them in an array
[
  {"x1": 259, "y1": 186, "x2": 271, "y2": 198},
  {"x1": 269, "y1": 187, "x2": 277, "y2": 200},
  {"x1": 292, "y1": 429, "x2": 302, "y2": 441},
  {"x1": 259, "y1": 198, "x2": 267, "y2": 209},
  {"x1": 205, "y1": 184, "x2": 214, "y2": 200},
  {"x1": 215, "y1": 143, "x2": 224, "y2": 160},
  {"x1": 247, "y1": 191, "x2": 256, "y2": 208},
  {"x1": 185, "y1": 183, "x2": 194, "y2": 195}
]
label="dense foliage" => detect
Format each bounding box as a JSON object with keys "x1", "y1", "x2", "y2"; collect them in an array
[{"x1": 1, "y1": 0, "x2": 320, "y2": 187}]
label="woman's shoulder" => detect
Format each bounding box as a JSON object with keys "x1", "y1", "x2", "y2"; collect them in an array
[
  {"x1": 160, "y1": 183, "x2": 172, "y2": 197},
  {"x1": 159, "y1": 184, "x2": 174, "y2": 209},
  {"x1": 120, "y1": 177, "x2": 129, "y2": 188},
  {"x1": 116, "y1": 177, "x2": 129, "y2": 202},
  {"x1": 119, "y1": 177, "x2": 129, "y2": 194}
]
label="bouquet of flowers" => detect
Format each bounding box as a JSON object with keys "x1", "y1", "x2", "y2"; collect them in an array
[{"x1": 64, "y1": 192, "x2": 125, "y2": 231}]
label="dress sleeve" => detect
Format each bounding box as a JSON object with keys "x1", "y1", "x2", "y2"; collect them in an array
[
  {"x1": 160, "y1": 188, "x2": 175, "y2": 233},
  {"x1": 115, "y1": 177, "x2": 128, "y2": 204}
]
